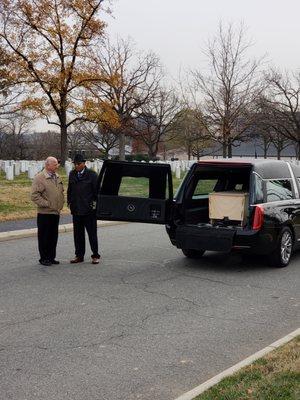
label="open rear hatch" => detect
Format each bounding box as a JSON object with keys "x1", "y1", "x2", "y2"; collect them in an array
[
  {"x1": 96, "y1": 160, "x2": 173, "y2": 224},
  {"x1": 175, "y1": 160, "x2": 253, "y2": 252}
]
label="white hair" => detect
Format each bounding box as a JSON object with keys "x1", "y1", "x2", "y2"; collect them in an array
[{"x1": 45, "y1": 156, "x2": 58, "y2": 165}]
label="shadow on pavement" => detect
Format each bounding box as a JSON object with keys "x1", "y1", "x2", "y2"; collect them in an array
[{"x1": 169, "y1": 249, "x2": 299, "y2": 273}]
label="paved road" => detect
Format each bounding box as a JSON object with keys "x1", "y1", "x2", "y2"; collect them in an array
[
  {"x1": 0, "y1": 223, "x2": 299, "y2": 400},
  {"x1": 0, "y1": 214, "x2": 72, "y2": 232}
]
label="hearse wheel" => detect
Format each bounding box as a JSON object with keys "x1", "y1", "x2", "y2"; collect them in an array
[
  {"x1": 182, "y1": 249, "x2": 205, "y2": 259},
  {"x1": 269, "y1": 226, "x2": 293, "y2": 268}
]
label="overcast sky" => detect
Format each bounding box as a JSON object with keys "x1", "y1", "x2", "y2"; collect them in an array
[
  {"x1": 37, "y1": 0, "x2": 300, "y2": 131},
  {"x1": 105, "y1": 0, "x2": 300, "y2": 77}
]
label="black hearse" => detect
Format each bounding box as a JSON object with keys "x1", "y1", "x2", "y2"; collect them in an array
[{"x1": 96, "y1": 159, "x2": 300, "y2": 268}]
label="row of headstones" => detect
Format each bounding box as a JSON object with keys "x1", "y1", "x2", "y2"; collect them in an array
[
  {"x1": 167, "y1": 160, "x2": 196, "y2": 178},
  {"x1": 0, "y1": 159, "x2": 196, "y2": 180},
  {"x1": 0, "y1": 159, "x2": 106, "y2": 180},
  {"x1": 0, "y1": 160, "x2": 44, "y2": 181}
]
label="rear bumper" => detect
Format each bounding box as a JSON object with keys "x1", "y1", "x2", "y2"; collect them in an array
[{"x1": 168, "y1": 224, "x2": 278, "y2": 255}]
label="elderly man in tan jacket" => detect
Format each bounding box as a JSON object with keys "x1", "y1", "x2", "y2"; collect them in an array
[{"x1": 31, "y1": 157, "x2": 64, "y2": 266}]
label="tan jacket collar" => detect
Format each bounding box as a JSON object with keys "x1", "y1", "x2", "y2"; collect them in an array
[{"x1": 43, "y1": 169, "x2": 59, "y2": 179}]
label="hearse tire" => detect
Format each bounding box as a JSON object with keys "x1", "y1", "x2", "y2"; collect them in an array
[
  {"x1": 268, "y1": 227, "x2": 293, "y2": 268},
  {"x1": 182, "y1": 249, "x2": 205, "y2": 259}
]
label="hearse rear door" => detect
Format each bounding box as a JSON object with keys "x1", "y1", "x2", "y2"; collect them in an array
[{"x1": 96, "y1": 160, "x2": 173, "y2": 224}]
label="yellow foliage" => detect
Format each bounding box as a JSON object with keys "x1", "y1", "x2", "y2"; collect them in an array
[
  {"x1": 20, "y1": 97, "x2": 52, "y2": 119},
  {"x1": 82, "y1": 97, "x2": 120, "y2": 129},
  {"x1": 0, "y1": 0, "x2": 108, "y2": 113}
]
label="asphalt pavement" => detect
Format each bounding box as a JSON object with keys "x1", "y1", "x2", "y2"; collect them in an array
[
  {"x1": 0, "y1": 214, "x2": 72, "y2": 232},
  {"x1": 0, "y1": 223, "x2": 299, "y2": 400}
]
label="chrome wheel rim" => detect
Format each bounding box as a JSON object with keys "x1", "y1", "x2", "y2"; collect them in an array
[{"x1": 280, "y1": 231, "x2": 292, "y2": 264}]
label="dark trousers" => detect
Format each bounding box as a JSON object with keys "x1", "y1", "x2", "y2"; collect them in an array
[
  {"x1": 73, "y1": 213, "x2": 99, "y2": 259},
  {"x1": 37, "y1": 213, "x2": 60, "y2": 261}
]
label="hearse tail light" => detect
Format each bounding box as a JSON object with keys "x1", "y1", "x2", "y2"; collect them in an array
[{"x1": 252, "y1": 205, "x2": 264, "y2": 230}]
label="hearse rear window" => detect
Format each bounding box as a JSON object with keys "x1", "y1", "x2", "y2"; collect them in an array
[
  {"x1": 266, "y1": 179, "x2": 294, "y2": 202},
  {"x1": 192, "y1": 179, "x2": 218, "y2": 198}
]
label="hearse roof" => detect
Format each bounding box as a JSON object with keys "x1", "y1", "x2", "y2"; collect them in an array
[{"x1": 196, "y1": 159, "x2": 292, "y2": 179}]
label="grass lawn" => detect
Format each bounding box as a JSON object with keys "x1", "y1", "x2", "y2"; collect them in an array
[
  {"x1": 0, "y1": 168, "x2": 183, "y2": 222},
  {"x1": 194, "y1": 336, "x2": 300, "y2": 400}
]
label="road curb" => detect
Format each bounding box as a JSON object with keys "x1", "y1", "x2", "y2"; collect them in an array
[
  {"x1": 174, "y1": 327, "x2": 300, "y2": 400},
  {"x1": 0, "y1": 221, "x2": 127, "y2": 242}
]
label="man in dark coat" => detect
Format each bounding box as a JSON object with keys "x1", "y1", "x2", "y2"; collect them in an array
[{"x1": 67, "y1": 154, "x2": 100, "y2": 264}]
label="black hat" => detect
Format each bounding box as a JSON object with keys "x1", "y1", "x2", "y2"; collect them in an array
[{"x1": 73, "y1": 154, "x2": 86, "y2": 164}]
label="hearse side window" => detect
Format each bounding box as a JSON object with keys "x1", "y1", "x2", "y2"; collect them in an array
[
  {"x1": 265, "y1": 179, "x2": 294, "y2": 202},
  {"x1": 192, "y1": 179, "x2": 218, "y2": 199},
  {"x1": 254, "y1": 174, "x2": 264, "y2": 204}
]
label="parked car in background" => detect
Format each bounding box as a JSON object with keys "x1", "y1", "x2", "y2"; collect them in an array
[{"x1": 96, "y1": 159, "x2": 300, "y2": 268}]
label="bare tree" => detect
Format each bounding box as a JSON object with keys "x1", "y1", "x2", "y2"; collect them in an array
[
  {"x1": 86, "y1": 38, "x2": 162, "y2": 160},
  {"x1": 67, "y1": 125, "x2": 90, "y2": 158},
  {"x1": 73, "y1": 121, "x2": 118, "y2": 159},
  {"x1": 254, "y1": 132, "x2": 272, "y2": 159},
  {"x1": 254, "y1": 96, "x2": 291, "y2": 159},
  {"x1": 28, "y1": 130, "x2": 61, "y2": 159},
  {"x1": 167, "y1": 108, "x2": 212, "y2": 160},
  {"x1": 2, "y1": 111, "x2": 33, "y2": 158},
  {"x1": 263, "y1": 70, "x2": 300, "y2": 159},
  {"x1": 271, "y1": 132, "x2": 291, "y2": 160},
  {"x1": 190, "y1": 22, "x2": 263, "y2": 158},
  {"x1": 133, "y1": 88, "x2": 181, "y2": 160}
]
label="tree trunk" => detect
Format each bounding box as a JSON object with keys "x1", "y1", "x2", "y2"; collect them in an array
[
  {"x1": 263, "y1": 141, "x2": 267, "y2": 159},
  {"x1": 298, "y1": 141, "x2": 300, "y2": 161},
  {"x1": 277, "y1": 147, "x2": 281, "y2": 160},
  {"x1": 104, "y1": 149, "x2": 110, "y2": 159},
  {"x1": 59, "y1": 103, "x2": 68, "y2": 167},
  {"x1": 60, "y1": 111, "x2": 67, "y2": 166},
  {"x1": 148, "y1": 144, "x2": 157, "y2": 161},
  {"x1": 118, "y1": 132, "x2": 125, "y2": 161},
  {"x1": 227, "y1": 141, "x2": 232, "y2": 158},
  {"x1": 222, "y1": 142, "x2": 227, "y2": 158},
  {"x1": 187, "y1": 142, "x2": 191, "y2": 160}
]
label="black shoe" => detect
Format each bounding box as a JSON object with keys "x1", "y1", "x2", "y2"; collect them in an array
[
  {"x1": 50, "y1": 260, "x2": 60, "y2": 265},
  {"x1": 39, "y1": 260, "x2": 52, "y2": 266},
  {"x1": 70, "y1": 257, "x2": 84, "y2": 264}
]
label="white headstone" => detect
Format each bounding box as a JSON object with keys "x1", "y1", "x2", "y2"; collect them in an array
[
  {"x1": 28, "y1": 164, "x2": 37, "y2": 179},
  {"x1": 14, "y1": 162, "x2": 21, "y2": 176},
  {"x1": 5, "y1": 165, "x2": 14, "y2": 180},
  {"x1": 98, "y1": 161, "x2": 104, "y2": 174},
  {"x1": 4, "y1": 161, "x2": 9, "y2": 172},
  {"x1": 65, "y1": 162, "x2": 72, "y2": 176},
  {"x1": 20, "y1": 161, "x2": 26, "y2": 172},
  {"x1": 37, "y1": 162, "x2": 44, "y2": 172},
  {"x1": 175, "y1": 165, "x2": 181, "y2": 179},
  {"x1": 91, "y1": 162, "x2": 98, "y2": 172},
  {"x1": 171, "y1": 161, "x2": 176, "y2": 173}
]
